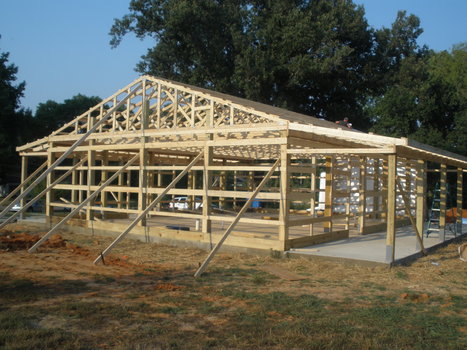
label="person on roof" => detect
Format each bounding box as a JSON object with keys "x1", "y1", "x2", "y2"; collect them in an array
[{"x1": 335, "y1": 117, "x2": 352, "y2": 128}]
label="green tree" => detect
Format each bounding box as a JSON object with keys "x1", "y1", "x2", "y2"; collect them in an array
[
  {"x1": 34, "y1": 94, "x2": 102, "y2": 136},
  {"x1": 0, "y1": 43, "x2": 35, "y2": 184},
  {"x1": 369, "y1": 43, "x2": 466, "y2": 155},
  {"x1": 110, "y1": 0, "x2": 380, "y2": 128}
]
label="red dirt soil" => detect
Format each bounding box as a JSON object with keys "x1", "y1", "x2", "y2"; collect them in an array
[{"x1": 0, "y1": 229, "x2": 140, "y2": 269}]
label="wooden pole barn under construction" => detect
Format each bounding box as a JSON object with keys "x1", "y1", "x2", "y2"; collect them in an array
[{"x1": 3, "y1": 76, "x2": 466, "y2": 273}]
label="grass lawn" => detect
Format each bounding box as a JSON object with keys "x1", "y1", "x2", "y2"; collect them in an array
[{"x1": 0, "y1": 225, "x2": 465, "y2": 349}]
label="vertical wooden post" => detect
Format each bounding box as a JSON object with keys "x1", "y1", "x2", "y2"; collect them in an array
[
  {"x1": 457, "y1": 168, "x2": 463, "y2": 234},
  {"x1": 138, "y1": 90, "x2": 149, "y2": 226},
  {"x1": 117, "y1": 160, "x2": 123, "y2": 209},
  {"x1": 86, "y1": 108, "x2": 95, "y2": 221},
  {"x1": 405, "y1": 160, "x2": 411, "y2": 194},
  {"x1": 324, "y1": 157, "x2": 333, "y2": 232},
  {"x1": 188, "y1": 167, "x2": 194, "y2": 210},
  {"x1": 86, "y1": 144, "x2": 96, "y2": 221},
  {"x1": 71, "y1": 158, "x2": 78, "y2": 204},
  {"x1": 126, "y1": 169, "x2": 131, "y2": 210},
  {"x1": 220, "y1": 161, "x2": 226, "y2": 210},
  {"x1": 416, "y1": 160, "x2": 426, "y2": 249},
  {"x1": 78, "y1": 169, "x2": 84, "y2": 206},
  {"x1": 309, "y1": 156, "x2": 316, "y2": 235},
  {"x1": 372, "y1": 158, "x2": 379, "y2": 219},
  {"x1": 45, "y1": 143, "x2": 55, "y2": 222},
  {"x1": 100, "y1": 151, "x2": 108, "y2": 220},
  {"x1": 345, "y1": 157, "x2": 351, "y2": 230},
  {"x1": 156, "y1": 169, "x2": 162, "y2": 211},
  {"x1": 248, "y1": 170, "x2": 254, "y2": 191},
  {"x1": 439, "y1": 163, "x2": 447, "y2": 242},
  {"x1": 19, "y1": 156, "x2": 28, "y2": 220},
  {"x1": 148, "y1": 152, "x2": 154, "y2": 207},
  {"x1": 385, "y1": 154, "x2": 397, "y2": 264},
  {"x1": 173, "y1": 88, "x2": 178, "y2": 127},
  {"x1": 203, "y1": 136, "x2": 213, "y2": 235},
  {"x1": 192, "y1": 169, "x2": 197, "y2": 210},
  {"x1": 380, "y1": 159, "x2": 387, "y2": 220},
  {"x1": 358, "y1": 156, "x2": 367, "y2": 234},
  {"x1": 278, "y1": 140, "x2": 290, "y2": 249},
  {"x1": 233, "y1": 170, "x2": 237, "y2": 209},
  {"x1": 138, "y1": 148, "x2": 149, "y2": 226}
]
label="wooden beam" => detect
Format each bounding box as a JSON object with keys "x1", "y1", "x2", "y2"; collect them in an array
[
  {"x1": 457, "y1": 168, "x2": 463, "y2": 234},
  {"x1": 0, "y1": 160, "x2": 47, "y2": 209},
  {"x1": 278, "y1": 140, "x2": 290, "y2": 248},
  {"x1": 93, "y1": 151, "x2": 204, "y2": 265},
  {"x1": 0, "y1": 82, "x2": 142, "y2": 220},
  {"x1": 0, "y1": 157, "x2": 88, "y2": 229},
  {"x1": 194, "y1": 158, "x2": 280, "y2": 277},
  {"x1": 86, "y1": 140, "x2": 96, "y2": 221},
  {"x1": 396, "y1": 178, "x2": 426, "y2": 254},
  {"x1": 385, "y1": 154, "x2": 397, "y2": 263},
  {"x1": 416, "y1": 160, "x2": 426, "y2": 249},
  {"x1": 28, "y1": 154, "x2": 140, "y2": 253},
  {"x1": 309, "y1": 156, "x2": 316, "y2": 236},
  {"x1": 324, "y1": 157, "x2": 333, "y2": 232},
  {"x1": 45, "y1": 145, "x2": 55, "y2": 219},
  {"x1": 287, "y1": 147, "x2": 395, "y2": 155},
  {"x1": 19, "y1": 156, "x2": 28, "y2": 220},
  {"x1": 203, "y1": 138, "x2": 213, "y2": 235},
  {"x1": 439, "y1": 163, "x2": 447, "y2": 242},
  {"x1": 358, "y1": 156, "x2": 366, "y2": 234}
]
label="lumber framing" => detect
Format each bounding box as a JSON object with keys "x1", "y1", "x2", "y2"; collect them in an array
[
  {"x1": 9, "y1": 75, "x2": 466, "y2": 266},
  {"x1": 93, "y1": 152, "x2": 204, "y2": 265},
  {"x1": 28, "y1": 154, "x2": 140, "y2": 253},
  {"x1": 194, "y1": 158, "x2": 280, "y2": 277},
  {"x1": 0, "y1": 157, "x2": 88, "y2": 229}
]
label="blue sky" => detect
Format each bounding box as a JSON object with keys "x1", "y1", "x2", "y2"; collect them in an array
[{"x1": 0, "y1": 0, "x2": 466, "y2": 113}]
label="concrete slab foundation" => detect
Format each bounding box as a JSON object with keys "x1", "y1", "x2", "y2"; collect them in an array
[{"x1": 288, "y1": 225, "x2": 466, "y2": 265}]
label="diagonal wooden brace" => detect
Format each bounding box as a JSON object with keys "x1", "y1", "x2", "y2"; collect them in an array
[
  {"x1": 28, "y1": 154, "x2": 140, "y2": 253},
  {"x1": 396, "y1": 178, "x2": 426, "y2": 255},
  {"x1": 93, "y1": 151, "x2": 204, "y2": 265},
  {"x1": 0, "y1": 82, "x2": 143, "y2": 220},
  {"x1": 0, "y1": 160, "x2": 48, "y2": 208},
  {"x1": 0, "y1": 157, "x2": 88, "y2": 229},
  {"x1": 194, "y1": 158, "x2": 281, "y2": 277}
]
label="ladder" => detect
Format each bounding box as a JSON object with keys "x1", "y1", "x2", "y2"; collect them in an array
[
  {"x1": 426, "y1": 183, "x2": 441, "y2": 237},
  {"x1": 426, "y1": 182, "x2": 457, "y2": 237}
]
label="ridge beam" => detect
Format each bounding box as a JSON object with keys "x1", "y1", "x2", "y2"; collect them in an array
[{"x1": 287, "y1": 147, "x2": 395, "y2": 155}]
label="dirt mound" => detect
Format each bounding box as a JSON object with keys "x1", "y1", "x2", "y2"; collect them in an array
[
  {"x1": 0, "y1": 231, "x2": 133, "y2": 268},
  {"x1": 65, "y1": 242, "x2": 92, "y2": 256},
  {"x1": 0, "y1": 232, "x2": 66, "y2": 250}
]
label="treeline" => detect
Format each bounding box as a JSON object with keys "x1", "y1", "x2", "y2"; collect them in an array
[{"x1": 1, "y1": 0, "x2": 466, "y2": 184}]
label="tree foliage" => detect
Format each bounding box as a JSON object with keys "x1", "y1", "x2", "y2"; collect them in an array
[
  {"x1": 0, "y1": 44, "x2": 35, "y2": 184},
  {"x1": 110, "y1": 0, "x2": 385, "y2": 128},
  {"x1": 34, "y1": 94, "x2": 102, "y2": 136},
  {"x1": 370, "y1": 43, "x2": 466, "y2": 155},
  {"x1": 110, "y1": 2, "x2": 451, "y2": 137}
]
